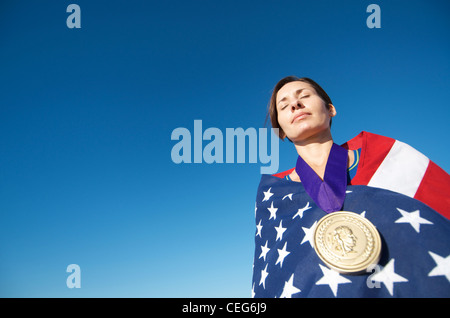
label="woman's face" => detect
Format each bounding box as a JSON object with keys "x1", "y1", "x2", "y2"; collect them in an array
[{"x1": 276, "y1": 81, "x2": 336, "y2": 142}]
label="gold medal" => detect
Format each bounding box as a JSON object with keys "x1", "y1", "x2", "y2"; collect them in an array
[{"x1": 313, "y1": 211, "x2": 382, "y2": 274}]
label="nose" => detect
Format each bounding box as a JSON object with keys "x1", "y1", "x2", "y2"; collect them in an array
[{"x1": 290, "y1": 100, "x2": 303, "y2": 111}]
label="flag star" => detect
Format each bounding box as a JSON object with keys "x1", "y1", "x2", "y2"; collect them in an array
[
  {"x1": 395, "y1": 208, "x2": 433, "y2": 233},
  {"x1": 251, "y1": 283, "x2": 255, "y2": 298},
  {"x1": 282, "y1": 193, "x2": 293, "y2": 200},
  {"x1": 292, "y1": 201, "x2": 312, "y2": 220},
  {"x1": 274, "y1": 220, "x2": 287, "y2": 241},
  {"x1": 259, "y1": 264, "x2": 269, "y2": 289},
  {"x1": 255, "y1": 202, "x2": 257, "y2": 216},
  {"x1": 360, "y1": 211, "x2": 366, "y2": 218},
  {"x1": 315, "y1": 264, "x2": 351, "y2": 297},
  {"x1": 259, "y1": 240, "x2": 270, "y2": 261},
  {"x1": 262, "y1": 187, "x2": 274, "y2": 202},
  {"x1": 275, "y1": 242, "x2": 290, "y2": 268},
  {"x1": 280, "y1": 274, "x2": 301, "y2": 298},
  {"x1": 255, "y1": 219, "x2": 263, "y2": 238},
  {"x1": 371, "y1": 259, "x2": 408, "y2": 296},
  {"x1": 300, "y1": 220, "x2": 317, "y2": 248},
  {"x1": 428, "y1": 251, "x2": 450, "y2": 282},
  {"x1": 267, "y1": 201, "x2": 278, "y2": 220}
]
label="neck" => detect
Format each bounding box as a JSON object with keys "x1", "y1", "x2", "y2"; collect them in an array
[{"x1": 293, "y1": 130, "x2": 334, "y2": 172}]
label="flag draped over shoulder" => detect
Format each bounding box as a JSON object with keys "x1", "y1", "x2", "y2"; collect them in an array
[
  {"x1": 343, "y1": 131, "x2": 450, "y2": 219},
  {"x1": 252, "y1": 132, "x2": 450, "y2": 298}
]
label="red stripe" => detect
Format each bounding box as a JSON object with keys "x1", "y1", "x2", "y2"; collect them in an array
[
  {"x1": 273, "y1": 168, "x2": 295, "y2": 179},
  {"x1": 414, "y1": 161, "x2": 450, "y2": 219},
  {"x1": 342, "y1": 131, "x2": 395, "y2": 186}
]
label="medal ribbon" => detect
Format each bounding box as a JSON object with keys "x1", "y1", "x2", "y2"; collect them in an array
[{"x1": 295, "y1": 143, "x2": 348, "y2": 213}]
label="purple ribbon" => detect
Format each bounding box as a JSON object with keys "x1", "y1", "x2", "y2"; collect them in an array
[{"x1": 295, "y1": 143, "x2": 348, "y2": 213}]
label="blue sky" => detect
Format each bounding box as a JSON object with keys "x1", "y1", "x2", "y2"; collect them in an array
[{"x1": 0, "y1": 0, "x2": 449, "y2": 297}]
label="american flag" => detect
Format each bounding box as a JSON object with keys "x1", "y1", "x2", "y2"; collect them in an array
[{"x1": 252, "y1": 132, "x2": 450, "y2": 297}]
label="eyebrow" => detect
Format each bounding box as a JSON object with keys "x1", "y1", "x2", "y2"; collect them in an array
[{"x1": 277, "y1": 88, "x2": 309, "y2": 105}]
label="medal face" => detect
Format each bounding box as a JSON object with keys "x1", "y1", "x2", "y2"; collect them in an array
[{"x1": 313, "y1": 211, "x2": 382, "y2": 274}]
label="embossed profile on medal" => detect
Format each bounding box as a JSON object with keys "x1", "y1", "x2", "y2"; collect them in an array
[{"x1": 330, "y1": 226, "x2": 357, "y2": 257}]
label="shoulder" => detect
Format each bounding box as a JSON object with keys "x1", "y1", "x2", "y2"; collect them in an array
[
  {"x1": 341, "y1": 131, "x2": 395, "y2": 151},
  {"x1": 346, "y1": 132, "x2": 450, "y2": 219}
]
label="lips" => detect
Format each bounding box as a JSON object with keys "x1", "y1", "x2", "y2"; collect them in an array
[{"x1": 292, "y1": 112, "x2": 310, "y2": 123}]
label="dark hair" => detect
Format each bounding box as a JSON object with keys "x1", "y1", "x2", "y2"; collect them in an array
[{"x1": 266, "y1": 76, "x2": 333, "y2": 140}]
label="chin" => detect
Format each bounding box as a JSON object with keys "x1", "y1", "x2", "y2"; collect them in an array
[{"x1": 287, "y1": 126, "x2": 330, "y2": 143}]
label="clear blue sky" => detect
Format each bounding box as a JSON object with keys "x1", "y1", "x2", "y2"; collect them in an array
[{"x1": 1, "y1": 0, "x2": 449, "y2": 297}]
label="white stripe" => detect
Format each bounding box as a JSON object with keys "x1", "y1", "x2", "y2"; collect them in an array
[{"x1": 368, "y1": 140, "x2": 429, "y2": 198}]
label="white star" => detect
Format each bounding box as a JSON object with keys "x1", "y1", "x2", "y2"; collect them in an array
[
  {"x1": 300, "y1": 220, "x2": 317, "y2": 248},
  {"x1": 360, "y1": 211, "x2": 366, "y2": 218},
  {"x1": 262, "y1": 187, "x2": 274, "y2": 202},
  {"x1": 315, "y1": 264, "x2": 351, "y2": 297},
  {"x1": 255, "y1": 219, "x2": 263, "y2": 238},
  {"x1": 267, "y1": 201, "x2": 278, "y2": 220},
  {"x1": 259, "y1": 264, "x2": 269, "y2": 289},
  {"x1": 274, "y1": 220, "x2": 287, "y2": 241},
  {"x1": 275, "y1": 242, "x2": 290, "y2": 268},
  {"x1": 395, "y1": 208, "x2": 433, "y2": 233},
  {"x1": 280, "y1": 274, "x2": 301, "y2": 298},
  {"x1": 259, "y1": 240, "x2": 270, "y2": 261},
  {"x1": 428, "y1": 251, "x2": 450, "y2": 282},
  {"x1": 371, "y1": 259, "x2": 408, "y2": 296},
  {"x1": 255, "y1": 202, "x2": 257, "y2": 216},
  {"x1": 282, "y1": 193, "x2": 293, "y2": 200},
  {"x1": 251, "y1": 283, "x2": 255, "y2": 298},
  {"x1": 292, "y1": 202, "x2": 312, "y2": 220}
]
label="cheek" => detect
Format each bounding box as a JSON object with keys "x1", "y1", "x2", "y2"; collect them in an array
[
  {"x1": 277, "y1": 112, "x2": 291, "y2": 130},
  {"x1": 308, "y1": 103, "x2": 330, "y2": 122}
]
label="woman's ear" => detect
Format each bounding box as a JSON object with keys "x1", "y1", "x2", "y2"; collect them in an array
[{"x1": 329, "y1": 104, "x2": 337, "y2": 117}]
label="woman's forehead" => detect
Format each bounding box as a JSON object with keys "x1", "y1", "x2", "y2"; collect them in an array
[{"x1": 276, "y1": 81, "x2": 315, "y2": 103}]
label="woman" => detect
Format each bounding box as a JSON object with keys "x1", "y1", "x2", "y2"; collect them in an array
[{"x1": 252, "y1": 76, "x2": 450, "y2": 298}]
